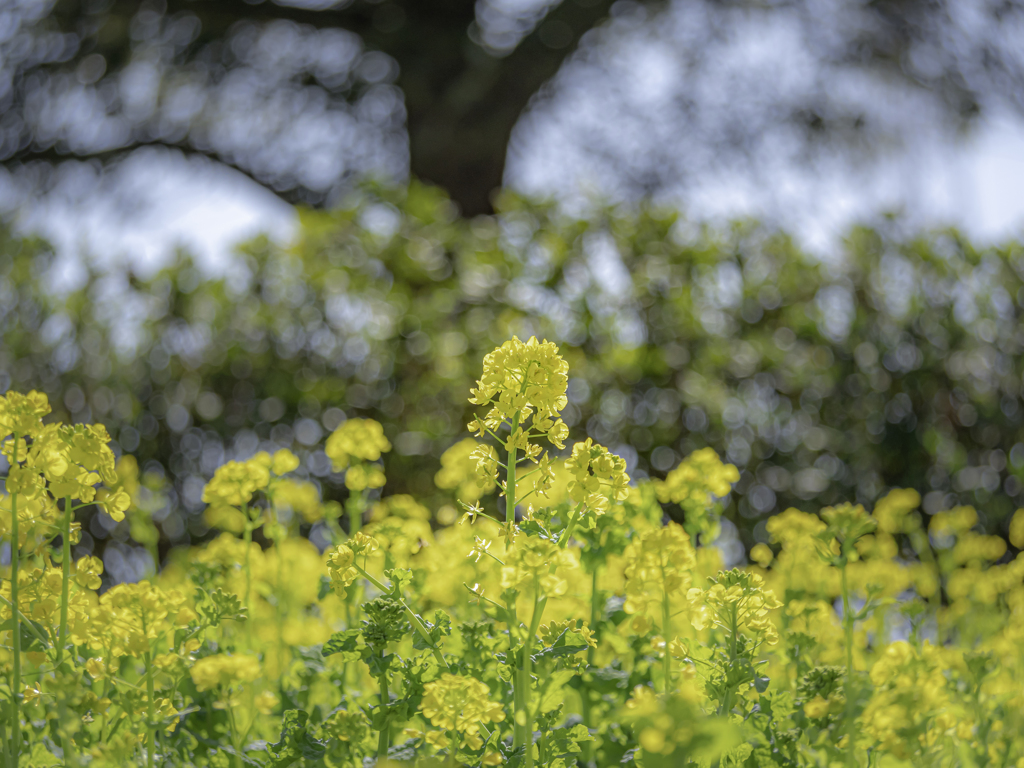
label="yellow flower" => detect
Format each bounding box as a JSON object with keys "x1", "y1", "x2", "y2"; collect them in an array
[
  {"x1": 325, "y1": 418, "x2": 391, "y2": 470},
  {"x1": 467, "y1": 337, "x2": 569, "y2": 465},
  {"x1": 500, "y1": 535, "x2": 577, "y2": 596},
  {"x1": 271, "y1": 448, "x2": 300, "y2": 475},
  {"x1": 420, "y1": 673, "x2": 504, "y2": 751},
  {"x1": 565, "y1": 438, "x2": 630, "y2": 514},
  {"x1": 202, "y1": 459, "x2": 271, "y2": 507},
  {"x1": 74, "y1": 556, "x2": 104, "y2": 590},
  {"x1": 271, "y1": 479, "x2": 323, "y2": 523},
  {"x1": 0, "y1": 390, "x2": 51, "y2": 440},
  {"x1": 687, "y1": 569, "x2": 782, "y2": 645},
  {"x1": 190, "y1": 653, "x2": 261, "y2": 692},
  {"x1": 750, "y1": 543, "x2": 773, "y2": 568},
  {"x1": 435, "y1": 438, "x2": 498, "y2": 503},
  {"x1": 469, "y1": 336, "x2": 569, "y2": 422},
  {"x1": 327, "y1": 532, "x2": 379, "y2": 595},
  {"x1": 255, "y1": 690, "x2": 279, "y2": 715},
  {"x1": 623, "y1": 522, "x2": 696, "y2": 624},
  {"x1": 1010, "y1": 508, "x2": 1024, "y2": 549},
  {"x1": 344, "y1": 463, "x2": 386, "y2": 492}
]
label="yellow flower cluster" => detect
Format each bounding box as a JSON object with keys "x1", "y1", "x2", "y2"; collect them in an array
[
  {"x1": 325, "y1": 418, "x2": 390, "y2": 490},
  {"x1": 468, "y1": 336, "x2": 570, "y2": 463},
  {"x1": 500, "y1": 535, "x2": 577, "y2": 596},
  {"x1": 0, "y1": 390, "x2": 50, "y2": 438},
  {"x1": 327, "y1": 532, "x2": 379, "y2": 595},
  {"x1": 688, "y1": 569, "x2": 782, "y2": 645},
  {"x1": 860, "y1": 641, "x2": 960, "y2": 758},
  {"x1": 655, "y1": 447, "x2": 740, "y2": 507},
  {"x1": 75, "y1": 555, "x2": 104, "y2": 590},
  {"x1": 434, "y1": 438, "x2": 498, "y2": 503},
  {"x1": 624, "y1": 523, "x2": 696, "y2": 631},
  {"x1": 1010, "y1": 509, "x2": 1024, "y2": 549},
  {"x1": 420, "y1": 673, "x2": 505, "y2": 750},
  {"x1": 565, "y1": 438, "x2": 630, "y2": 514},
  {"x1": 270, "y1": 478, "x2": 323, "y2": 523},
  {"x1": 1, "y1": 391, "x2": 128, "y2": 520},
  {"x1": 202, "y1": 448, "x2": 300, "y2": 508},
  {"x1": 89, "y1": 581, "x2": 195, "y2": 658},
  {"x1": 190, "y1": 653, "x2": 261, "y2": 692}
]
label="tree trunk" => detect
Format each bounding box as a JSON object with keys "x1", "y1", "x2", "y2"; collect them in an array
[{"x1": 389, "y1": 0, "x2": 617, "y2": 215}]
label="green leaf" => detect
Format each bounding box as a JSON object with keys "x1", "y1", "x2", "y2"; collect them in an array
[
  {"x1": 322, "y1": 629, "x2": 363, "y2": 661},
  {"x1": 267, "y1": 709, "x2": 326, "y2": 767}
]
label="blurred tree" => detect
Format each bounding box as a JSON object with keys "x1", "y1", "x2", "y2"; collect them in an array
[{"x1": 2, "y1": 0, "x2": 1023, "y2": 214}]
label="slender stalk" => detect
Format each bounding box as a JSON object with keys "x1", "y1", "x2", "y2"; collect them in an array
[
  {"x1": 242, "y1": 502, "x2": 252, "y2": 632},
  {"x1": 522, "y1": 588, "x2": 544, "y2": 768},
  {"x1": 58, "y1": 497, "x2": 77, "y2": 767},
  {"x1": 9, "y1": 433, "x2": 21, "y2": 767},
  {"x1": 446, "y1": 732, "x2": 458, "y2": 768},
  {"x1": 661, "y1": 587, "x2": 672, "y2": 694},
  {"x1": 840, "y1": 563, "x2": 856, "y2": 768},
  {"x1": 582, "y1": 568, "x2": 599, "y2": 767},
  {"x1": 57, "y1": 498, "x2": 72, "y2": 668},
  {"x1": 505, "y1": 416, "x2": 527, "y2": 750},
  {"x1": 143, "y1": 650, "x2": 155, "y2": 768},
  {"x1": 352, "y1": 564, "x2": 450, "y2": 670},
  {"x1": 226, "y1": 702, "x2": 244, "y2": 768},
  {"x1": 718, "y1": 604, "x2": 739, "y2": 716},
  {"x1": 376, "y1": 655, "x2": 390, "y2": 761},
  {"x1": 559, "y1": 504, "x2": 583, "y2": 549}
]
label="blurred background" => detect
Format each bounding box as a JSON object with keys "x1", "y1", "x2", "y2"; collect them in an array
[{"x1": 2, "y1": 0, "x2": 1024, "y2": 576}]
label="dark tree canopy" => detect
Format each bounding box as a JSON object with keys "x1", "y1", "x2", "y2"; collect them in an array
[{"x1": 2, "y1": 0, "x2": 1023, "y2": 214}]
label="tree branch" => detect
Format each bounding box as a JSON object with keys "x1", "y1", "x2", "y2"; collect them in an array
[{"x1": 5, "y1": 141, "x2": 309, "y2": 207}]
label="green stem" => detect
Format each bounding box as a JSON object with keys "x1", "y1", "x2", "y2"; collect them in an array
[
  {"x1": 226, "y1": 702, "x2": 244, "y2": 768},
  {"x1": 58, "y1": 497, "x2": 76, "y2": 767},
  {"x1": 522, "y1": 587, "x2": 545, "y2": 768},
  {"x1": 505, "y1": 416, "x2": 526, "y2": 750},
  {"x1": 661, "y1": 588, "x2": 672, "y2": 694},
  {"x1": 144, "y1": 650, "x2": 155, "y2": 768},
  {"x1": 582, "y1": 568, "x2": 599, "y2": 767},
  {"x1": 559, "y1": 504, "x2": 584, "y2": 549},
  {"x1": 352, "y1": 565, "x2": 450, "y2": 670},
  {"x1": 9, "y1": 433, "x2": 21, "y2": 768},
  {"x1": 242, "y1": 502, "x2": 252, "y2": 637},
  {"x1": 841, "y1": 563, "x2": 856, "y2": 768},
  {"x1": 446, "y1": 731, "x2": 458, "y2": 768},
  {"x1": 720, "y1": 604, "x2": 739, "y2": 716},
  {"x1": 57, "y1": 498, "x2": 72, "y2": 669},
  {"x1": 376, "y1": 657, "x2": 390, "y2": 761}
]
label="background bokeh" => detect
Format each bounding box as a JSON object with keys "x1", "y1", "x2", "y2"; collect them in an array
[
  {"x1": 2, "y1": 0, "x2": 1024, "y2": 574},
  {"x1": 3, "y1": 184, "x2": 1023, "y2": 577}
]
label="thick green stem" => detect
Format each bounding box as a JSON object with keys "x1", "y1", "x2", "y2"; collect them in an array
[
  {"x1": 144, "y1": 651, "x2": 156, "y2": 768},
  {"x1": 377, "y1": 658, "x2": 390, "y2": 761},
  {"x1": 242, "y1": 502, "x2": 252, "y2": 632},
  {"x1": 522, "y1": 587, "x2": 547, "y2": 768},
  {"x1": 226, "y1": 703, "x2": 244, "y2": 768},
  {"x1": 58, "y1": 497, "x2": 77, "y2": 767},
  {"x1": 582, "y1": 568, "x2": 599, "y2": 767},
  {"x1": 57, "y1": 498, "x2": 73, "y2": 668},
  {"x1": 720, "y1": 604, "x2": 739, "y2": 716},
  {"x1": 661, "y1": 589, "x2": 672, "y2": 694},
  {"x1": 9, "y1": 433, "x2": 21, "y2": 768},
  {"x1": 559, "y1": 504, "x2": 584, "y2": 549},
  {"x1": 841, "y1": 563, "x2": 856, "y2": 768},
  {"x1": 505, "y1": 417, "x2": 527, "y2": 750}
]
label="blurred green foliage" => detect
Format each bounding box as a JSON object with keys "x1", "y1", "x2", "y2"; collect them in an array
[{"x1": 2, "y1": 183, "x2": 1023, "y2": 564}]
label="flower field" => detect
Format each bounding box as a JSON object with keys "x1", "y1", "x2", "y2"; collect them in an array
[{"x1": 2, "y1": 336, "x2": 1024, "y2": 768}]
